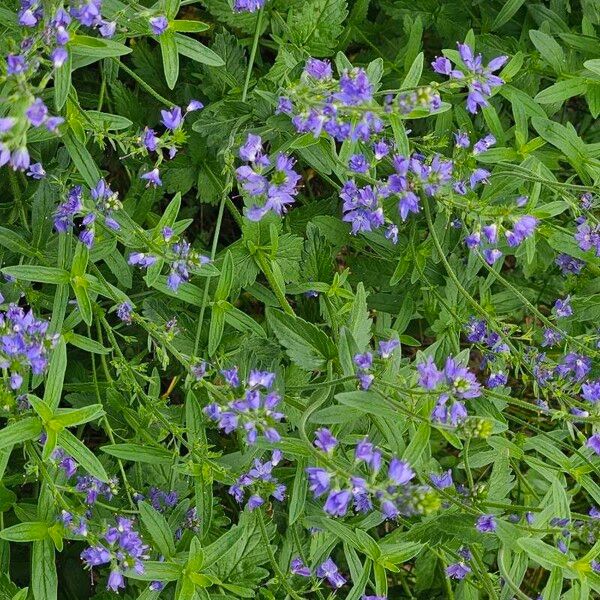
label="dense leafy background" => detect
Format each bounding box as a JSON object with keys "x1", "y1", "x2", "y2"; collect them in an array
[{"x1": 1, "y1": 0, "x2": 600, "y2": 599}]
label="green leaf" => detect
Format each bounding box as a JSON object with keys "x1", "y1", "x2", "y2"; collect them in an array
[
  {"x1": 0, "y1": 418, "x2": 42, "y2": 451},
  {"x1": 492, "y1": 0, "x2": 526, "y2": 29},
  {"x1": 32, "y1": 538, "x2": 57, "y2": 600},
  {"x1": 335, "y1": 390, "x2": 397, "y2": 419},
  {"x1": 0, "y1": 522, "x2": 48, "y2": 542},
  {"x1": 100, "y1": 443, "x2": 174, "y2": 464},
  {"x1": 529, "y1": 30, "x2": 565, "y2": 74},
  {"x1": 139, "y1": 501, "x2": 176, "y2": 557},
  {"x1": 517, "y1": 538, "x2": 575, "y2": 576},
  {"x1": 222, "y1": 304, "x2": 266, "y2": 337},
  {"x1": 54, "y1": 54, "x2": 72, "y2": 111},
  {"x1": 287, "y1": 0, "x2": 349, "y2": 56},
  {"x1": 69, "y1": 35, "x2": 132, "y2": 60},
  {"x1": 214, "y1": 252, "x2": 234, "y2": 302},
  {"x1": 72, "y1": 278, "x2": 93, "y2": 326},
  {"x1": 1, "y1": 266, "x2": 70, "y2": 285},
  {"x1": 43, "y1": 338, "x2": 66, "y2": 411},
  {"x1": 52, "y1": 404, "x2": 104, "y2": 428},
  {"x1": 58, "y1": 429, "x2": 108, "y2": 482},
  {"x1": 175, "y1": 34, "x2": 225, "y2": 67},
  {"x1": 401, "y1": 52, "x2": 423, "y2": 89},
  {"x1": 584, "y1": 59, "x2": 600, "y2": 76},
  {"x1": 402, "y1": 422, "x2": 430, "y2": 467},
  {"x1": 208, "y1": 305, "x2": 225, "y2": 357},
  {"x1": 348, "y1": 282, "x2": 372, "y2": 349},
  {"x1": 534, "y1": 79, "x2": 588, "y2": 104},
  {"x1": 266, "y1": 308, "x2": 336, "y2": 370},
  {"x1": 62, "y1": 130, "x2": 102, "y2": 187},
  {"x1": 160, "y1": 30, "x2": 180, "y2": 89},
  {"x1": 0, "y1": 227, "x2": 37, "y2": 258},
  {"x1": 172, "y1": 20, "x2": 210, "y2": 32},
  {"x1": 124, "y1": 561, "x2": 182, "y2": 581}
]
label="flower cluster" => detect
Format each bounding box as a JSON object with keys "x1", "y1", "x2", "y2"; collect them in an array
[
  {"x1": 235, "y1": 134, "x2": 301, "y2": 221},
  {"x1": 353, "y1": 338, "x2": 399, "y2": 389},
  {"x1": 464, "y1": 206, "x2": 537, "y2": 265},
  {"x1": 417, "y1": 356, "x2": 481, "y2": 427},
  {"x1": 0, "y1": 304, "x2": 58, "y2": 390},
  {"x1": 307, "y1": 431, "x2": 440, "y2": 519},
  {"x1": 75, "y1": 475, "x2": 119, "y2": 505},
  {"x1": 432, "y1": 43, "x2": 507, "y2": 113},
  {"x1": 575, "y1": 219, "x2": 600, "y2": 256},
  {"x1": 279, "y1": 59, "x2": 440, "y2": 145},
  {"x1": 128, "y1": 230, "x2": 210, "y2": 293},
  {"x1": 54, "y1": 180, "x2": 122, "y2": 247},
  {"x1": 291, "y1": 556, "x2": 347, "y2": 588},
  {"x1": 139, "y1": 102, "x2": 203, "y2": 187},
  {"x1": 204, "y1": 368, "x2": 284, "y2": 444},
  {"x1": 229, "y1": 451, "x2": 286, "y2": 510},
  {"x1": 233, "y1": 0, "x2": 265, "y2": 11},
  {"x1": 81, "y1": 517, "x2": 149, "y2": 592}
]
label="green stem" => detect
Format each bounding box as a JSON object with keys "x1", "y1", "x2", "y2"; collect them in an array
[
  {"x1": 256, "y1": 252, "x2": 295, "y2": 315},
  {"x1": 257, "y1": 510, "x2": 306, "y2": 600},
  {"x1": 114, "y1": 59, "x2": 176, "y2": 107},
  {"x1": 242, "y1": 8, "x2": 265, "y2": 102},
  {"x1": 193, "y1": 194, "x2": 227, "y2": 359}
]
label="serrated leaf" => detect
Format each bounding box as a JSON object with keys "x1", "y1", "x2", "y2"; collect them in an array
[{"x1": 266, "y1": 308, "x2": 336, "y2": 370}]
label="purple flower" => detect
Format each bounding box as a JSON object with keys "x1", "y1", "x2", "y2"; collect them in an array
[
  {"x1": 117, "y1": 302, "x2": 133, "y2": 324},
  {"x1": 51, "y1": 47, "x2": 69, "y2": 68},
  {"x1": 45, "y1": 116, "x2": 64, "y2": 133},
  {"x1": 233, "y1": 0, "x2": 265, "y2": 12},
  {"x1": 305, "y1": 58, "x2": 332, "y2": 80},
  {"x1": 26, "y1": 163, "x2": 45, "y2": 179},
  {"x1": 141, "y1": 168, "x2": 162, "y2": 187},
  {"x1": 432, "y1": 56, "x2": 452, "y2": 75},
  {"x1": 98, "y1": 20, "x2": 116, "y2": 37},
  {"x1": 555, "y1": 254, "x2": 584, "y2": 276},
  {"x1": 388, "y1": 458, "x2": 414, "y2": 485},
  {"x1": 506, "y1": 215, "x2": 537, "y2": 247},
  {"x1": 291, "y1": 557, "x2": 311, "y2": 577},
  {"x1": 161, "y1": 107, "x2": 183, "y2": 130},
  {"x1": 483, "y1": 248, "x2": 502, "y2": 265},
  {"x1": 354, "y1": 352, "x2": 373, "y2": 370},
  {"x1": 446, "y1": 562, "x2": 471, "y2": 579},
  {"x1": 556, "y1": 353, "x2": 591, "y2": 381},
  {"x1": 7, "y1": 54, "x2": 27, "y2": 75},
  {"x1": 469, "y1": 168, "x2": 490, "y2": 188},
  {"x1": 0, "y1": 117, "x2": 15, "y2": 133},
  {"x1": 186, "y1": 100, "x2": 204, "y2": 112},
  {"x1": 10, "y1": 147, "x2": 30, "y2": 171},
  {"x1": 553, "y1": 296, "x2": 572, "y2": 319},
  {"x1": 454, "y1": 131, "x2": 470, "y2": 148},
  {"x1": 385, "y1": 224, "x2": 398, "y2": 244},
  {"x1": 239, "y1": 133, "x2": 263, "y2": 162},
  {"x1": 417, "y1": 356, "x2": 443, "y2": 389},
  {"x1": 324, "y1": 489, "x2": 351, "y2": 516},
  {"x1": 473, "y1": 134, "x2": 496, "y2": 155},
  {"x1": 430, "y1": 470, "x2": 453, "y2": 489},
  {"x1": 476, "y1": 514, "x2": 497, "y2": 533},
  {"x1": 316, "y1": 558, "x2": 346, "y2": 588},
  {"x1": 582, "y1": 380, "x2": 600, "y2": 404},
  {"x1": 481, "y1": 224, "x2": 497, "y2": 244},
  {"x1": 221, "y1": 367, "x2": 240, "y2": 387},
  {"x1": 487, "y1": 372, "x2": 507, "y2": 388},
  {"x1": 378, "y1": 339, "x2": 399, "y2": 358},
  {"x1": 335, "y1": 69, "x2": 373, "y2": 105},
  {"x1": 306, "y1": 467, "x2": 331, "y2": 497},
  {"x1": 587, "y1": 434, "x2": 600, "y2": 455},
  {"x1": 349, "y1": 154, "x2": 368, "y2": 173},
  {"x1": 26, "y1": 98, "x2": 48, "y2": 127},
  {"x1": 150, "y1": 15, "x2": 168, "y2": 35},
  {"x1": 314, "y1": 428, "x2": 337, "y2": 453}
]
